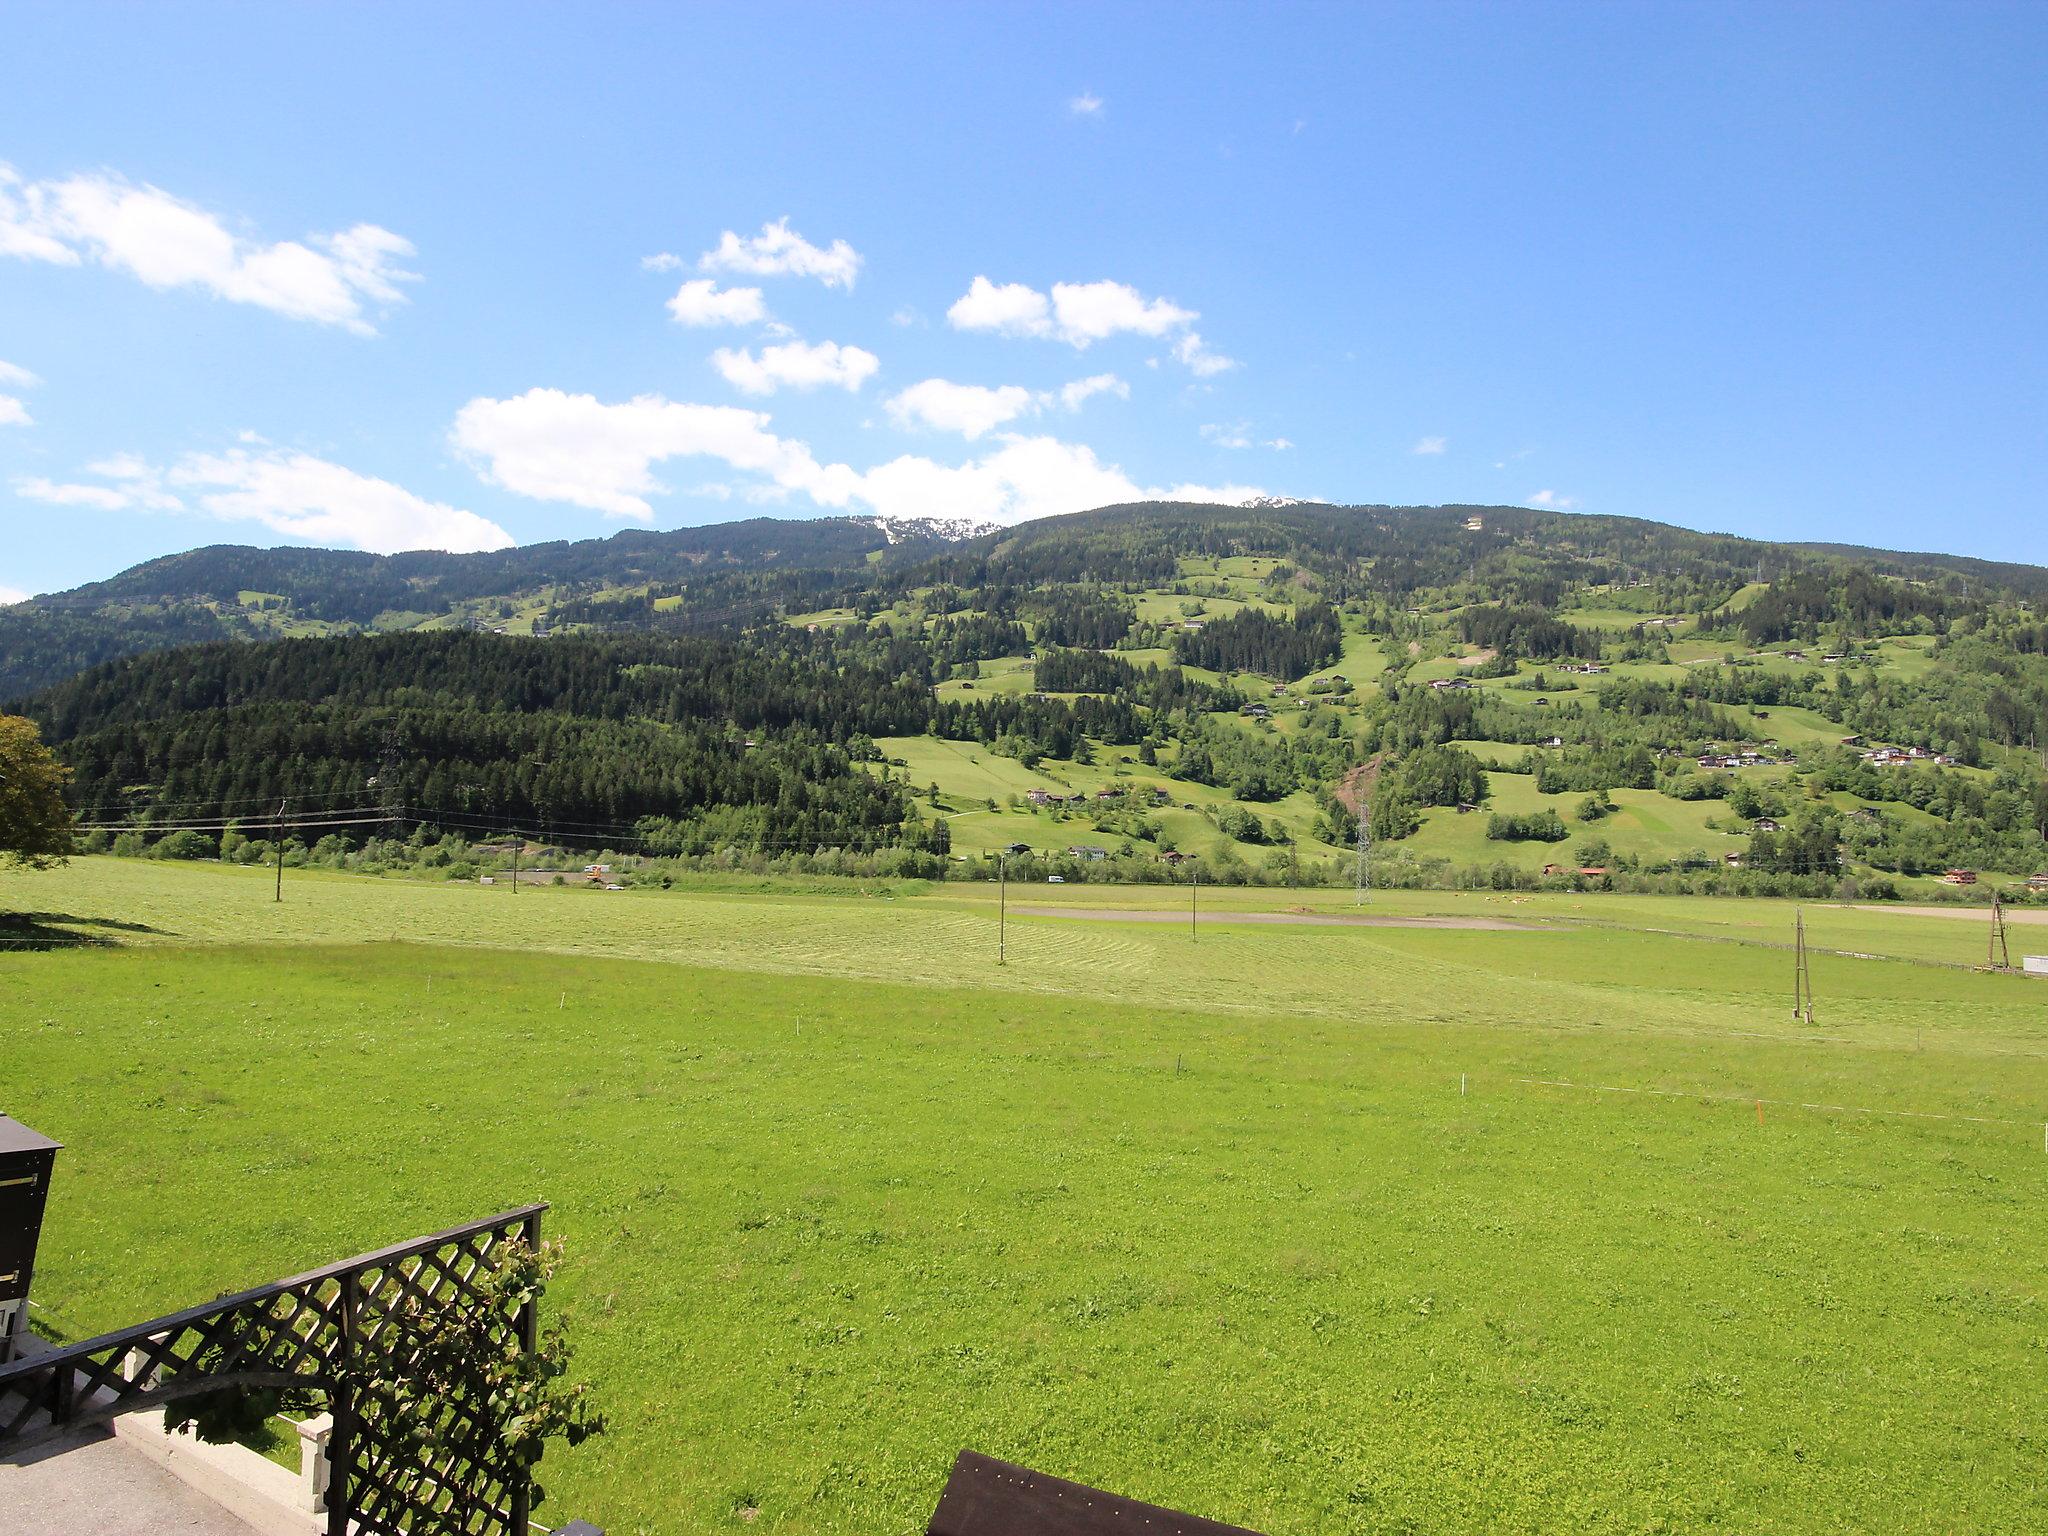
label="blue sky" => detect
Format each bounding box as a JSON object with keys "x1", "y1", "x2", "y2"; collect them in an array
[{"x1": 2, "y1": 2, "x2": 2043, "y2": 601}]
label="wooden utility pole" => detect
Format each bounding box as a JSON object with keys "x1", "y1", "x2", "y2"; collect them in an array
[
  {"x1": 1190, "y1": 862, "x2": 1199, "y2": 941},
  {"x1": 510, "y1": 833, "x2": 520, "y2": 895},
  {"x1": 997, "y1": 852, "x2": 1007, "y2": 966},
  {"x1": 273, "y1": 798, "x2": 287, "y2": 903}
]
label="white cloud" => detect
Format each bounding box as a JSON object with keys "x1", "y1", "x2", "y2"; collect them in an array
[
  {"x1": 17, "y1": 451, "x2": 184, "y2": 512},
  {"x1": 850, "y1": 436, "x2": 1266, "y2": 526},
  {"x1": 700, "y1": 217, "x2": 861, "y2": 289},
  {"x1": 890, "y1": 305, "x2": 924, "y2": 328},
  {"x1": 1202, "y1": 420, "x2": 1288, "y2": 450},
  {"x1": 1412, "y1": 435, "x2": 1447, "y2": 455},
  {"x1": 1057, "y1": 372, "x2": 1128, "y2": 410},
  {"x1": 640, "y1": 252, "x2": 684, "y2": 272},
  {"x1": 1527, "y1": 489, "x2": 1578, "y2": 510},
  {"x1": 888, "y1": 373, "x2": 1128, "y2": 440},
  {"x1": 0, "y1": 165, "x2": 415, "y2": 333},
  {"x1": 1056, "y1": 281, "x2": 1196, "y2": 346},
  {"x1": 0, "y1": 358, "x2": 37, "y2": 426},
  {"x1": 946, "y1": 277, "x2": 1051, "y2": 337},
  {"x1": 665, "y1": 278, "x2": 768, "y2": 327},
  {"x1": 887, "y1": 379, "x2": 1037, "y2": 440},
  {"x1": 18, "y1": 448, "x2": 509, "y2": 553},
  {"x1": 167, "y1": 450, "x2": 511, "y2": 552},
  {"x1": 948, "y1": 275, "x2": 1225, "y2": 371},
  {"x1": 1069, "y1": 93, "x2": 1104, "y2": 116},
  {"x1": 451, "y1": 387, "x2": 852, "y2": 521},
  {"x1": 0, "y1": 584, "x2": 29, "y2": 606},
  {"x1": 712, "y1": 339, "x2": 878, "y2": 396},
  {"x1": 1172, "y1": 331, "x2": 1237, "y2": 377},
  {"x1": 452, "y1": 387, "x2": 1267, "y2": 529},
  {"x1": 15, "y1": 476, "x2": 138, "y2": 511}
]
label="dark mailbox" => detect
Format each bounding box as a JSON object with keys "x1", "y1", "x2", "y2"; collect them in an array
[{"x1": 0, "y1": 1114, "x2": 61, "y2": 1363}]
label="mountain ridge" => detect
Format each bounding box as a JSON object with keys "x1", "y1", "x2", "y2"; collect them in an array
[{"x1": 4, "y1": 499, "x2": 2045, "y2": 703}]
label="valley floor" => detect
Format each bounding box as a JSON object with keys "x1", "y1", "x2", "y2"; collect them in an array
[{"x1": 3, "y1": 859, "x2": 2045, "y2": 1533}]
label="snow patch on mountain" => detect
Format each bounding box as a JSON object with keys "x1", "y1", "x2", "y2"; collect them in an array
[{"x1": 847, "y1": 514, "x2": 998, "y2": 544}]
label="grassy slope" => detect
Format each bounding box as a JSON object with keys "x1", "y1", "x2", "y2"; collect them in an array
[{"x1": 4, "y1": 859, "x2": 2046, "y2": 1534}]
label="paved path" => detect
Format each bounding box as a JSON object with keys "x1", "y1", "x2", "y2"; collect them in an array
[
  {"x1": 0, "y1": 1429, "x2": 262, "y2": 1535},
  {"x1": 1014, "y1": 905, "x2": 1541, "y2": 930},
  {"x1": 1857, "y1": 902, "x2": 2048, "y2": 925}
]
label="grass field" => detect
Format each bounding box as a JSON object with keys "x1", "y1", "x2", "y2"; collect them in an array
[{"x1": 5, "y1": 859, "x2": 2047, "y2": 1533}]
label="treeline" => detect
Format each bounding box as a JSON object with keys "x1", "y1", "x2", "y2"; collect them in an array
[
  {"x1": 1173, "y1": 602, "x2": 1342, "y2": 677},
  {"x1": 59, "y1": 702, "x2": 913, "y2": 852},
  {"x1": 0, "y1": 603, "x2": 234, "y2": 703},
  {"x1": 930, "y1": 614, "x2": 1028, "y2": 665},
  {"x1": 1030, "y1": 589, "x2": 1135, "y2": 649},
  {"x1": 1457, "y1": 605, "x2": 1593, "y2": 660},
  {"x1": 1031, "y1": 648, "x2": 1229, "y2": 714},
  {"x1": 1729, "y1": 569, "x2": 1964, "y2": 645},
  {"x1": 23, "y1": 628, "x2": 1158, "y2": 850}
]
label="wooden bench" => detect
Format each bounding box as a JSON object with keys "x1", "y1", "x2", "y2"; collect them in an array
[{"x1": 927, "y1": 1450, "x2": 1267, "y2": 1536}]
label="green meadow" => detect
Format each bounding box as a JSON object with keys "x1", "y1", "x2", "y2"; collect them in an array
[{"x1": 4, "y1": 859, "x2": 2047, "y2": 1533}]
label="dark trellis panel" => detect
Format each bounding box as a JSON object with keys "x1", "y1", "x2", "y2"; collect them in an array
[{"x1": 0, "y1": 1205, "x2": 544, "y2": 1536}]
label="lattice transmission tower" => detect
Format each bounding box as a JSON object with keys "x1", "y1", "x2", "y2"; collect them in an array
[{"x1": 1354, "y1": 795, "x2": 1371, "y2": 905}]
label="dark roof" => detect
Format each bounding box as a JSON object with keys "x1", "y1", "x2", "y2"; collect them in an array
[
  {"x1": 0, "y1": 1114, "x2": 62, "y2": 1155},
  {"x1": 928, "y1": 1450, "x2": 1264, "y2": 1536}
]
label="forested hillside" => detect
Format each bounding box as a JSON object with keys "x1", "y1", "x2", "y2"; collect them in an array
[{"x1": 13, "y1": 499, "x2": 2048, "y2": 895}]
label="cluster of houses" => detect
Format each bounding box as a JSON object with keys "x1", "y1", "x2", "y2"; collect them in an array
[
  {"x1": 1860, "y1": 745, "x2": 1956, "y2": 766},
  {"x1": 1696, "y1": 747, "x2": 1785, "y2": 769},
  {"x1": 1780, "y1": 650, "x2": 1846, "y2": 664},
  {"x1": 1025, "y1": 784, "x2": 1171, "y2": 810}
]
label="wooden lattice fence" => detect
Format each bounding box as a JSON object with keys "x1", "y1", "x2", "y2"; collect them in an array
[{"x1": 0, "y1": 1205, "x2": 546, "y2": 1535}]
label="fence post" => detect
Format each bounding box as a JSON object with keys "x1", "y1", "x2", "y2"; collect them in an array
[
  {"x1": 510, "y1": 1208, "x2": 543, "y2": 1535},
  {"x1": 327, "y1": 1273, "x2": 356, "y2": 1536},
  {"x1": 298, "y1": 1412, "x2": 334, "y2": 1513}
]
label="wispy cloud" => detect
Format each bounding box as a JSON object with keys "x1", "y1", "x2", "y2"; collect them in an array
[
  {"x1": 664, "y1": 278, "x2": 769, "y2": 327},
  {"x1": 1202, "y1": 420, "x2": 1289, "y2": 450},
  {"x1": 947, "y1": 275, "x2": 1234, "y2": 374},
  {"x1": 452, "y1": 386, "x2": 1268, "y2": 528},
  {"x1": 1527, "y1": 489, "x2": 1578, "y2": 510},
  {"x1": 698, "y1": 217, "x2": 862, "y2": 289},
  {"x1": 0, "y1": 164, "x2": 415, "y2": 334},
  {"x1": 1069, "y1": 93, "x2": 1104, "y2": 116},
  {"x1": 1412, "y1": 435, "x2": 1447, "y2": 455},
  {"x1": 17, "y1": 447, "x2": 510, "y2": 553},
  {"x1": 711, "y1": 339, "x2": 879, "y2": 396},
  {"x1": 886, "y1": 373, "x2": 1129, "y2": 440}
]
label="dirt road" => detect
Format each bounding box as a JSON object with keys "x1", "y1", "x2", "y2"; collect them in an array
[
  {"x1": 1013, "y1": 906, "x2": 1542, "y2": 931},
  {"x1": 1856, "y1": 903, "x2": 2048, "y2": 926}
]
